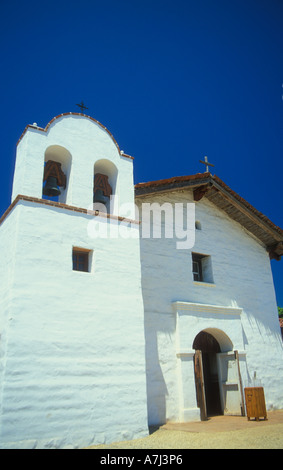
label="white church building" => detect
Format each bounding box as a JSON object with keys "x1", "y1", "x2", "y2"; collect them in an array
[{"x1": 0, "y1": 113, "x2": 282, "y2": 449}]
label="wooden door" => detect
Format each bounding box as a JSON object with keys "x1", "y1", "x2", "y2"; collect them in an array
[
  {"x1": 194, "y1": 350, "x2": 207, "y2": 420},
  {"x1": 216, "y1": 351, "x2": 245, "y2": 416}
]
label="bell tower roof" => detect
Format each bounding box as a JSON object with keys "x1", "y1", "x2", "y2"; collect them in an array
[{"x1": 16, "y1": 112, "x2": 133, "y2": 160}]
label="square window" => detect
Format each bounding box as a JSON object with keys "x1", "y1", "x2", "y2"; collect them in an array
[
  {"x1": 192, "y1": 252, "x2": 213, "y2": 283},
  {"x1": 72, "y1": 248, "x2": 91, "y2": 272}
]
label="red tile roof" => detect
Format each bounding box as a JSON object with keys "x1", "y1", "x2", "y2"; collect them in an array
[
  {"x1": 135, "y1": 172, "x2": 283, "y2": 259},
  {"x1": 135, "y1": 172, "x2": 283, "y2": 237}
]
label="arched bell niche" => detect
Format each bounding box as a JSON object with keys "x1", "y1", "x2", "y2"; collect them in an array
[
  {"x1": 43, "y1": 145, "x2": 72, "y2": 204},
  {"x1": 93, "y1": 159, "x2": 118, "y2": 214}
]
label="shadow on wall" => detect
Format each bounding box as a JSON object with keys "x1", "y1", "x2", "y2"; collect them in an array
[{"x1": 143, "y1": 310, "x2": 170, "y2": 426}]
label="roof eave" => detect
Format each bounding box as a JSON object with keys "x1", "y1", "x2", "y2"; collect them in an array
[{"x1": 135, "y1": 173, "x2": 283, "y2": 260}]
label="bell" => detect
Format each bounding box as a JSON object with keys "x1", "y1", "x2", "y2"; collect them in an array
[
  {"x1": 43, "y1": 176, "x2": 61, "y2": 197},
  {"x1": 93, "y1": 189, "x2": 109, "y2": 206}
]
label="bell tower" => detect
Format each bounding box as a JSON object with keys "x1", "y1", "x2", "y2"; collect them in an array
[
  {"x1": 12, "y1": 113, "x2": 136, "y2": 216},
  {"x1": 0, "y1": 113, "x2": 148, "y2": 449}
]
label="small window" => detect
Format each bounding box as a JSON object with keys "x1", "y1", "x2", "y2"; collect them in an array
[
  {"x1": 192, "y1": 252, "x2": 213, "y2": 283},
  {"x1": 192, "y1": 253, "x2": 203, "y2": 281},
  {"x1": 72, "y1": 247, "x2": 91, "y2": 272},
  {"x1": 195, "y1": 221, "x2": 202, "y2": 230}
]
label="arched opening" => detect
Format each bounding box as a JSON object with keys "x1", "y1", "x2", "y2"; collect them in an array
[
  {"x1": 43, "y1": 145, "x2": 72, "y2": 204},
  {"x1": 195, "y1": 220, "x2": 202, "y2": 230},
  {"x1": 93, "y1": 159, "x2": 118, "y2": 214},
  {"x1": 193, "y1": 330, "x2": 221, "y2": 352},
  {"x1": 193, "y1": 331, "x2": 222, "y2": 417},
  {"x1": 200, "y1": 328, "x2": 234, "y2": 353},
  {"x1": 193, "y1": 329, "x2": 234, "y2": 418}
]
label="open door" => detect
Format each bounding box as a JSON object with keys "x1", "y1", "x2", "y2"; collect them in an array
[
  {"x1": 216, "y1": 350, "x2": 245, "y2": 416},
  {"x1": 194, "y1": 350, "x2": 207, "y2": 420}
]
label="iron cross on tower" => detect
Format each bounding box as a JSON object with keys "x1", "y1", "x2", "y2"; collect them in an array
[
  {"x1": 76, "y1": 101, "x2": 89, "y2": 113},
  {"x1": 199, "y1": 156, "x2": 215, "y2": 173}
]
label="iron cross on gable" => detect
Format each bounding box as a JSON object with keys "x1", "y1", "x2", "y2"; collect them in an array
[
  {"x1": 199, "y1": 156, "x2": 215, "y2": 173},
  {"x1": 76, "y1": 101, "x2": 89, "y2": 113}
]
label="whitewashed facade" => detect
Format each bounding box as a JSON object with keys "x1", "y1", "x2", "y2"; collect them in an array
[
  {"x1": 135, "y1": 188, "x2": 283, "y2": 424},
  {"x1": 0, "y1": 113, "x2": 282, "y2": 448}
]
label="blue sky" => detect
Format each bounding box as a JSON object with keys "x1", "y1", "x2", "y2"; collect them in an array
[{"x1": 0, "y1": 0, "x2": 282, "y2": 305}]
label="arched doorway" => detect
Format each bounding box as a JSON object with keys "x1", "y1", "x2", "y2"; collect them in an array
[
  {"x1": 193, "y1": 329, "x2": 244, "y2": 420},
  {"x1": 193, "y1": 331, "x2": 222, "y2": 418}
]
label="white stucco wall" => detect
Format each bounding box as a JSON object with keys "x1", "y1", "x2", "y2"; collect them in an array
[
  {"x1": 0, "y1": 208, "x2": 19, "y2": 418},
  {"x1": 137, "y1": 189, "x2": 283, "y2": 425},
  {"x1": 0, "y1": 201, "x2": 148, "y2": 448}
]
